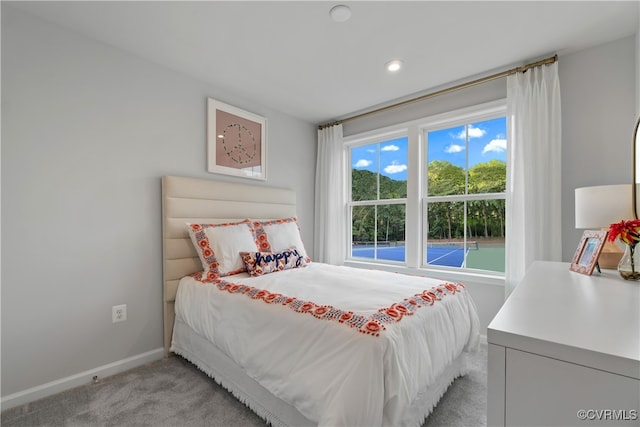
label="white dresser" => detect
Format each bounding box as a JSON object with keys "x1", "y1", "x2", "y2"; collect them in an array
[{"x1": 487, "y1": 261, "x2": 640, "y2": 426}]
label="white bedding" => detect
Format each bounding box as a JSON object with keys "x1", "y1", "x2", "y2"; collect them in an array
[{"x1": 172, "y1": 263, "x2": 480, "y2": 426}]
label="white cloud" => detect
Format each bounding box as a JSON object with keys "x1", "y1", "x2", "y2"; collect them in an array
[
  {"x1": 384, "y1": 161, "x2": 407, "y2": 174},
  {"x1": 455, "y1": 125, "x2": 486, "y2": 139},
  {"x1": 482, "y1": 138, "x2": 507, "y2": 154},
  {"x1": 381, "y1": 144, "x2": 399, "y2": 151},
  {"x1": 445, "y1": 144, "x2": 465, "y2": 153},
  {"x1": 354, "y1": 159, "x2": 372, "y2": 168}
]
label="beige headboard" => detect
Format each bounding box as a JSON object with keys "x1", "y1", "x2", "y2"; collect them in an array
[{"x1": 162, "y1": 175, "x2": 297, "y2": 356}]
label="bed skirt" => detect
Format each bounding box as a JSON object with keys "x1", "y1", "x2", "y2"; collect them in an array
[{"x1": 170, "y1": 317, "x2": 471, "y2": 427}]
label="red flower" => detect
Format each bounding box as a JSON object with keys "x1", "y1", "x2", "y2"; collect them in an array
[
  {"x1": 385, "y1": 307, "x2": 402, "y2": 320},
  {"x1": 314, "y1": 306, "x2": 328, "y2": 316},
  {"x1": 365, "y1": 321, "x2": 381, "y2": 333},
  {"x1": 419, "y1": 293, "x2": 433, "y2": 304},
  {"x1": 300, "y1": 302, "x2": 314, "y2": 312},
  {"x1": 608, "y1": 219, "x2": 640, "y2": 246},
  {"x1": 394, "y1": 303, "x2": 408, "y2": 313},
  {"x1": 264, "y1": 293, "x2": 278, "y2": 302},
  {"x1": 339, "y1": 312, "x2": 354, "y2": 322}
]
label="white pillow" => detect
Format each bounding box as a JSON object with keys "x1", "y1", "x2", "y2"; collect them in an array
[
  {"x1": 252, "y1": 217, "x2": 311, "y2": 263},
  {"x1": 186, "y1": 220, "x2": 258, "y2": 280}
]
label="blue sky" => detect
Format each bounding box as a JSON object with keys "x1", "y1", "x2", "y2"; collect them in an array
[
  {"x1": 351, "y1": 136, "x2": 409, "y2": 181},
  {"x1": 427, "y1": 117, "x2": 507, "y2": 169},
  {"x1": 351, "y1": 117, "x2": 506, "y2": 181}
]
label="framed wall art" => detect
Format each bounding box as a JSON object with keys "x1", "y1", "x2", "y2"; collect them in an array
[
  {"x1": 569, "y1": 230, "x2": 608, "y2": 275},
  {"x1": 207, "y1": 98, "x2": 266, "y2": 180}
]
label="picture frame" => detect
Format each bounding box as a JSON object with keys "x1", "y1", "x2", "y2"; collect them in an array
[
  {"x1": 570, "y1": 230, "x2": 608, "y2": 275},
  {"x1": 207, "y1": 98, "x2": 266, "y2": 180}
]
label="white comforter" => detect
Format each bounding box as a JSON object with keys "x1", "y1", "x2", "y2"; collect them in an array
[{"x1": 173, "y1": 263, "x2": 480, "y2": 426}]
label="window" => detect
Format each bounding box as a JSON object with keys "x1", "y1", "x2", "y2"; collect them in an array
[
  {"x1": 346, "y1": 102, "x2": 506, "y2": 275},
  {"x1": 350, "y1": 136, "x2": 407, "y2": 262},
  {"x1": 425, "y1": 117, "x2": 506, "y2": 273}
]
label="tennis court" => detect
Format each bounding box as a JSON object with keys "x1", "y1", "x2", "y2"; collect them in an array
[{"x1": 351, "y1": 240, "x2": 504, "y2": 271}]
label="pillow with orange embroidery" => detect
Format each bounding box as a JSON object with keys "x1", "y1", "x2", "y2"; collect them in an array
[
  {"x1": 186, "y1": 220, "x2": 258, "y2": 280},
  {"x1": 252, "y1": 217, "x2": 311, "y2": 263},
  {"x1": 240, "y1": 247, "x2": 308, "y2": 276}
]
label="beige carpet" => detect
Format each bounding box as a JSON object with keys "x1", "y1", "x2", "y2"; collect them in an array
[{"x1": 2, "y1": 343, "x2": 487, "y2": 426}]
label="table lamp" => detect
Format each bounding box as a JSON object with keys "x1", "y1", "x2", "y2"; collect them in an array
[{"x1": 575, "y1": 184, "x2": 634, "y2": 269}]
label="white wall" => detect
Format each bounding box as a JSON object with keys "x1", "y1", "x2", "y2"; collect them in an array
[
  {"x1": 1, "y1": 6, "x2": 316, "y2": 402},
  {"x1": 561, "y1": 35, "x2": 637, "y2": 262}
]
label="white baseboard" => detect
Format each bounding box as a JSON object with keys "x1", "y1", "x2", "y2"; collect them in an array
[{"x1": 1, "y1": 348, "x2": 164, "y2": 411}]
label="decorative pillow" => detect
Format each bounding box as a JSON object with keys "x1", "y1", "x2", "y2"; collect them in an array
[
  {"x1": 241, "y1": 247, "x2": 308, "y2": 276},
  {"x1": 186, "y1": 220, "x2": 258, "y2": 280},
  {"x1": 252, "y1": 217, "x2": 311, "y2": 263}
]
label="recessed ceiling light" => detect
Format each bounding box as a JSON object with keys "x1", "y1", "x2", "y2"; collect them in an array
[
  {"x1": 385, "y1": 59, "x2": 404, "y2": 73},
  {"x1": 330, "y1": 5, "x2": 352, "y2": 22}
]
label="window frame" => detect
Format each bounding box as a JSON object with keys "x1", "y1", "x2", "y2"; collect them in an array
[
  {"x1": 347, "y1": 130, "x2": 409, "y2": 264},
  {"x1": 421, "y1": 112, "x2": 507, "y2": 271},
  {"x1": 343, "y1": 100, "x2": 507, "y2": 284}
]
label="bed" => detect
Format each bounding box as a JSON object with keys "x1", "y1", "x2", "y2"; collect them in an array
[{"x1": 162, "y1": 175, "x2": 480, "y2": 427}]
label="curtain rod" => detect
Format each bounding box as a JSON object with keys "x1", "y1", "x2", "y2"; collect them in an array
[{"x1": 318, "y1": 54, "x2": 558, "y2": 130}]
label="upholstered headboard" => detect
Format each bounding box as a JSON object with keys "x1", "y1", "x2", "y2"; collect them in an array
[{"x1": 162, "y1": 175, "x2": 297, "y2": 356}]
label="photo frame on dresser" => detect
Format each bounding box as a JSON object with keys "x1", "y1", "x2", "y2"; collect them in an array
[
  {"x1": 570, "y1": 230, "x2": 608, "y2": 275},
  {"x1": 207, "y1": 98, "x2": 267, "y2": 180}
]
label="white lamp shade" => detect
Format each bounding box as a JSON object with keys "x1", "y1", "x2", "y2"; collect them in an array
[{"x1": 575, "y1": 184, "x2": 635, "y2": 229}]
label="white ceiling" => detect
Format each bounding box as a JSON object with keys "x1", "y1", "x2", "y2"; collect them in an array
[{"x1": 7, "y1": 1, "x2": 639, "y2": 125}]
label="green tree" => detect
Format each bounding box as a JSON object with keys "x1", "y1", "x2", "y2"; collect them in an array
[
  {"x1": 468, "y1": 160, "x2": 506, "y2": 238},
  {"x1": 352, "y1": 159, "x2": 506, "y2": 244},
  {"x1": 427, "y1": 161, "x2": 465, "y2": 239},
  {"x1": 427, "y1": 160, "x2": 465, "y2": 196},
  {"x1": 424, "y1": 159, "x2": 506, "y2": 240},
  {"x1": 351, "y1": 170, "x2": 407, "y2": 244},
  {"x1": 352, "y1": 169, "x2": 377, "y2": 201},
  {"x1": 469, "y1": 159, "x2": 506, "y2": 193}
]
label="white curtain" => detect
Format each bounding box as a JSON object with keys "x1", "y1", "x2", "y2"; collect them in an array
[
  {"x1": 505, "y1": 62, "x2": 562, "y2": 297},
  {"x1": 314, "y1": 124, "x2": 346, "y2": 264}
]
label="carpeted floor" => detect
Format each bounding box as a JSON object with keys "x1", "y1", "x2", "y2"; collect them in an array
[{"x1": 1, "y1": 343, "x2": 487, "y2": 426}]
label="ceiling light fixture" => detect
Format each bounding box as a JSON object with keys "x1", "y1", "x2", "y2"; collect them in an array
[
  {"x1": 385, "y1": 59, "x2": 404, "y2": 73},
  {"x1": 329, "y1": 5, "x2": 352, "y2": 23}
]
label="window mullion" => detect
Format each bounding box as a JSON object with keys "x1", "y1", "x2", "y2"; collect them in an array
[
  {"x1": 464, "y1": 124, "x2": 469, "y2": 268},
  {"x1": 426, "y1": 192, "x2": 506, "y2": 203},
  {"x1": 405, "y1": 126, "x2": 421, "y2": 269}
]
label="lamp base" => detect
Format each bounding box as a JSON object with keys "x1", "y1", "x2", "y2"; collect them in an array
[{"x1": 597, "y1": 239, "x2": 623, "y2": 269}]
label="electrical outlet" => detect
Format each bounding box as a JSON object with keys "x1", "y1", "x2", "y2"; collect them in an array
[{"x1": 112, "y1": 304, "x2": 127, "y2": 323}]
